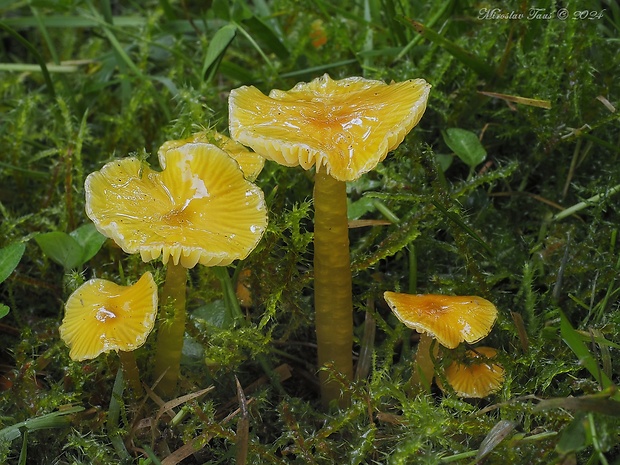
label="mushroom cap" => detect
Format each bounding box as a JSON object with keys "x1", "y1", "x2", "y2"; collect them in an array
[
  {"x1": 59, "y1": 272, "x2": 158, "y2": 361},
  {"x1": 383, "y1": 292, "x2": 497, "y2": 349},
  {"x1": 229, "y1": 74, "x2": 431, "y2": 182},
  {"x1": 158, "y1": 131, "x2": 265, "y2": 181},
  {"x1": 440, "y1": 347, "x2": 504, "y2": 398},
  {"x1": 85, "y1": 142, "x2": 268, "y2": 268}
]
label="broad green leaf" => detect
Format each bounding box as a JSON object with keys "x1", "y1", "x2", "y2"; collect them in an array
[
  {"x1": 0, "y1": 242, "x2": 26, "y2": 284},
  {"x1": 347, "y1": 196, "x2": 376, "y2": 220},
  {"x1": 435, "y1": 153, "x2": 453, "y2": 172},
  {"x1": 202, "y1": 24, "x2": 237, "y2": 80},
  {"x1": 193, "y1": 300, "x2": 234, "y2": 329},
  {"x1": 69, "y1": 223, "x2": 106, "y2": 265},
  {"x1": 35, "y1": 232, "x2": 83, "y2": 270},
  {"x1": 36, "y1": 225, "x2": 105, "y2": 270},
  {"x1": 182, "y1": 336, "x2": 205, "y2": 361},
  {"x1": 442, "y1": 128, "x2": 487, "y2": 169},
  {"x1": 556, "y1": 415, "x2": 588, "y2": 455},
  {"x1": 0, "y1": 303, "x2": 9, "y2": 319}
]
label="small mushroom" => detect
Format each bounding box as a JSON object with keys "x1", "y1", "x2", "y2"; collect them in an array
[
  {"x1": 438, "y1": 347, "x2": 504, "y2": 398},
  {"x1": 383, "y1": 292, "x2": 498, "y2": 349},
  {"x1": 59, "y1": 272, "x2": 158, "y2": 394},
  {"x1": 230, "y1": 74, "x2": 430, "y2": 407},
  {"x1": 158, "y1": 131, "x2": 265, "y2": 181},
  {"x1": 85, "y1": 142, "x2": 267, "y2": 397},
  {"x1": 383, "y1": 292, "x2": 498, "y2": 393}
]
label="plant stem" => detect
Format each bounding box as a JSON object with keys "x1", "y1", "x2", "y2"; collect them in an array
[
  {"x1": 313, "y1": 170, "x2": 353, "y2": 408},
  {"x1": 153, "y1": 261, "x2": 187, "y2": 398},
  {"x1": 553, "y1": 182, "x2": 620, "y2": 221},
  {"x1": 118, "y1": 350, "x2": 143, "y2": 396},
  {"x1": 214, "y1": 266, "x2": 245, "y2": 324}
]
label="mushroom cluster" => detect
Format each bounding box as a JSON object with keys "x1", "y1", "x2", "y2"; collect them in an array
[
  {"x1": 229, "y1": 74, "x2": 431, "y2": 407},
  {"x1": 384, "y1": 292, "x2": 504, "y2": 398},
  {"x1": 61, "y1": 74, "x2": 433, "y2": 406},
  {"x1": 74, "y1": 139, "x2": 268, "y2": 397}
]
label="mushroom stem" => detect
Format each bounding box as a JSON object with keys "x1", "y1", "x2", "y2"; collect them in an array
[
  {"x1": 410, "y1": 332, "x2": 437, "y2": 394},
  {"x1": 313, "y1": 170, "x2": 353, "y2": 408},
  {"x1": 153, "y1": 261, "x2": 187, "y2": 398},
  {"x1": 118, "y1": 350, "x2": 143, "y2": 396}
]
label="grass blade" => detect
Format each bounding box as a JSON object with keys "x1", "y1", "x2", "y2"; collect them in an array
[
  {"x1": 28, "y1": 4, "x2": 59, "y2": 65},
  {"x1": 558, "y1": 308, "x2": 614, "y2": 392},
  {"x1": 0, "y1": 22, "x2": 56, "y2": 97},
  {"x1": 243, "y1": 15, "x2": 289, "y2": 61},
  {"x1": 107, "y1": 368, "x2": 130, "y2": 459},
  {"x1": 398, "y1": 17, "x2": 496, "y2": 79},
  {"x1": 0, "y1": 406, "x2": 85, "y2": 442},
  {"x1": 478, "y1": 90, "x2": 552, "y2": 109}
]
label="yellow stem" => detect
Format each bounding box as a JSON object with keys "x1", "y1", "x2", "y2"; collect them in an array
[
  {"x1": 410, "y1": 332, "x2": 437, "y2": 394},
  {"x1": 153, "y1": 261, "x2": 187, "y2": 398},
  {"x1": 118, "y1": 350, "x2": 143, "y2": 397},
  {"x1": 313, "y1": 170, "x2": 353, "y2": 408}
]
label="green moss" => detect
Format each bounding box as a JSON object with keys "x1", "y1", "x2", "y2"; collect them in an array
[{"x1": 1, "y1": 0, "x2": 619, "y2": 462}]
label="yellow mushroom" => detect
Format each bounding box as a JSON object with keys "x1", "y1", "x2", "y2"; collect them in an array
[
  {"x1": 158, "y1": 130, "x2": 265, "y2": 181},
  {"x1": 439, "y1": 347, "x2": 504, "y2": 398},
  {"x1": 85, "y1": 142, "x2": 266, "y2": 269},
  {"x1": 229, "y1": 74, "x2": 430, "y2": 182},
  {"x1": 383, "y1": 292, "x2": 498, "y2": 349},
  {"x1": 383, "y1": 292, "x2": 498, "y2": 393},
  {"x1": 59, "y1": 272, "x2": 158, "y2": 394},
  {"x1": 229, "y1": 74, "x2": 430, "y2": 407},
  {"x1": 84, "y1": 142, "x2": 268, "y2": 397}
]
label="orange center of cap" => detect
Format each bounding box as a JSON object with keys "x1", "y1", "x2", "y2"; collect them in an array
[
  {"x1": 162, "y1": 207, "x2": 193, "y2": 227},
  {"x1": 95, "y1": 306, "x2": 118, "y2": 323}
]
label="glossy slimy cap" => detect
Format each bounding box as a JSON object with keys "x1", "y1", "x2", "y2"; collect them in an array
[
  {"x1": 85, "y1": 142, "x2": 268, "y2": 268},
  {"x1": 383, "y1": 292, "x2": 498, "y2": 349},
  {"x1": 229, "y1": 74, "x2": 431, "y2": 182},
  {"x1": 158, "y1": 131, "x2": 265, "y2": 181},
  {"x1": 59, "y1": 272, "x2": 158, "y2": 361}
]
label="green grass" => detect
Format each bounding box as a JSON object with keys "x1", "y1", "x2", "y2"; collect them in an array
[{"x1": 1, "y1": 0, "x2": 619, "y2": 463}]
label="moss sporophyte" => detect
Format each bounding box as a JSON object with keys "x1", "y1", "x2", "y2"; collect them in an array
[
  {"x1": 83, "y1": 141, "x2": 268, "y2": 398},
  {"x1": 229, "y1": 74, "x2": 431, "y2": 407}
]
